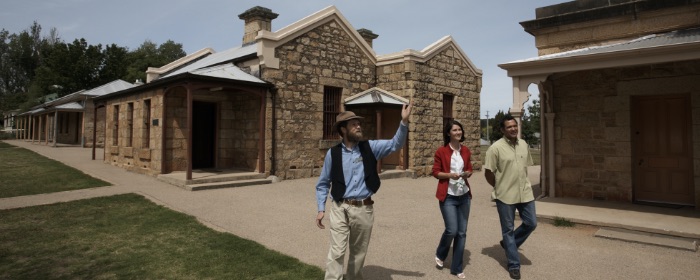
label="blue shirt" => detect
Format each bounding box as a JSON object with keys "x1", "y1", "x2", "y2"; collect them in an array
[{"x1": 315, "y1": 121, "x2": 408, "y2": 211}]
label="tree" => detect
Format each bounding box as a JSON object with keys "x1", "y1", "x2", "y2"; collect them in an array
[
  {"x1": 0, "y1": 22, "x2": 47, "y2": 111},
  {"x1": 98, "y1": 44, "x2": 129, "y2": 84},
  {"x1": 124, "y1": 40, "x2": 186, "y2": 83},
  {"x1": 489, "y1": 110, "x2": 506, "y2": 142},
  {"x1": 2, "y1": 21, "x2": 188, "y2": 112},
  {"x1": 521, "y1": 100, "x2": 541, "y2": 147}
]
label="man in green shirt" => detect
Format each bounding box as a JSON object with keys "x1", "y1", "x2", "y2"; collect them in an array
[{"x1": 484, "y1": 114, "x2": 537, "y2": 280}]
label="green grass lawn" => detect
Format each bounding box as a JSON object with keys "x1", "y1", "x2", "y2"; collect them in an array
[
  {"x1": 0, "y1": 194, "x2": 323, "y2": 279},
  {"x1": 0, "y1": 141, "x2": 110, "y2": 198},
  {"x1": 0, "y1": 141, "x2": 323, "y2": 279}
]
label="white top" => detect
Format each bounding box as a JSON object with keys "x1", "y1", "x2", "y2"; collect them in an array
[{"x1": 448, "y1": 144, "x2": 469, "y2": 196}]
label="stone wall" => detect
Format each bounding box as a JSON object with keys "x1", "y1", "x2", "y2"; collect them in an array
[
  {"x1": 163, "y1": 89, "x2": 187, "y2": 174},
  {"x1": 525, "y1": 2, "x2": 700, "y2": 55},
  {"x1": 83, "y1": 100, "x2": 105, "y2": 148},
  {"x1": 104, "y1": 89, "x2": 163, "y2": 175},
  {"x1": 219, "y1": 92, "x2": 260, "y2": 171},
  {"x1": 551, "y1": 60, "x2": 700, "y2": 202},
  {"x1": 377, "y1": 46, "x2": 482, "y2": 177},
  {"x1": 263, "y1": 20, "x2": 376, "y2": 179}
]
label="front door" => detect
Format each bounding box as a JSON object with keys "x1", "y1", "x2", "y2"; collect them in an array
[
  {"x1": 192, "y1": 101, "x2": 217, "y2": 169},
  {"x1": 380, "y1": 108, "x2": 401, "y2": 169},
  {"x1": 631, "y1": 94, "x2": 694, "y2": 206}
]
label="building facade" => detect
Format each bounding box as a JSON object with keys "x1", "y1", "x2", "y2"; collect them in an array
[
  {"x1": 95, "y1": 6, "x2": 483, "y2": 183},
  {"x1": 500, "y1": 0, "x2": 700, "y2": 209}
]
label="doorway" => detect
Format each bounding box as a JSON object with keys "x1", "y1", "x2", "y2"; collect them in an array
[
  {"x1": 380, "y1": 108, "x2": 402, "y2": 169},
  {"x1": 192, "y1": 101, "x2": 217, "y2": 169},
  {"x1": 631, "y1": 94, "x2": 694, "y2": 206}
]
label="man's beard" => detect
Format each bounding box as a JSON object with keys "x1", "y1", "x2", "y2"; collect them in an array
[{"x1": 346, "y1": 130, "x2": 364, "y2": 142}]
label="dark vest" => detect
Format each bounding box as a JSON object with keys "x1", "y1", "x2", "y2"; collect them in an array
[{"x1": 330, "y1": 141, "x2": 380, "y2": 202}]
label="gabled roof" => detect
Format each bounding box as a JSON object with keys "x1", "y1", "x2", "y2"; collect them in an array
[
  {"x1": 146, "y1": 48, "x2": 214, "y2": 82},
  {"x1": 376, "y1": 36, "x2": 482, "y2": 76},
  {"x1": 255, "y1": 5, "x2": 377, "y2": 68},
  {"x1": 52, "y1": 102, "x2": 84, "y2": 111},
  {"x1": 159, "y1": 44, "x2": 257, "y2": 79},
  {"x1": 499, "y1": 27, "x2": 700, "y2": 77},
  {"x1": 345, "y1": 87, "x2": 408, "y2": 105},
  {"x1": 187, "y1": 63, "x2": 266, "y2": 84},
  {"x1": 82, "y1": 79, "x2": 135, "y2": 96}
]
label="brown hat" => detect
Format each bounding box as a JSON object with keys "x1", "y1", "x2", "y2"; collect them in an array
[{"x1": 334, "y1": 111, "x2": 364, "y2": 130}]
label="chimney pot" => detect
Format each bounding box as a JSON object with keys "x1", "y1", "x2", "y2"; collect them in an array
[
  {"x1": 238, "y1": 6, "x2": 279, "y2": 45},
  {"x1": 357, "y1": 28, "x2": 378, "y2": 48}
]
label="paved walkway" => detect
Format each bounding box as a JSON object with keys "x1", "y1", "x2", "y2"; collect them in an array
[{"x1": 2, "y1": 139, "x2": 700, "y2": 279}]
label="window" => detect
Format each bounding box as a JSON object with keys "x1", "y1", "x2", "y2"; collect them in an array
[
  {"x1": 126, "y1": 102, "x2": 134, "y2": 147},
  {"x1": 142, "y1": 99, "x2": 151, "y2": 148},
  {"x1": 112, "y1": 105, "x2": 119, "y2": 145},
  {"x1": 323, "y1": 86, "x2": 342, "y2": 139},
  {"x1": 443, "y1": 94, "x2": 454, "y2": 130}
]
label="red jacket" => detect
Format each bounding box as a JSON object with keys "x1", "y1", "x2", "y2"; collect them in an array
[{"x1": 431, "y1": 144, "x2": 473, "y2": 202}]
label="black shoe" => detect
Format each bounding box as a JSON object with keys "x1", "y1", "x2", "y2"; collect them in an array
[
  {"x1": 500, "y1": 240, "x2": 505, "y2": 249},
  {"x1": 509, "y1": 269, "x2": 521, "y2": 279}
]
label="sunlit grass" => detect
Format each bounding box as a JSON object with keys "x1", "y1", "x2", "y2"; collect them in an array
[
  {"x1": 0, "y1": 141, "x2": 110, "y2": 198},
  {"x1": 0, "y1": 194, "x2": 324, "y2": 279}
]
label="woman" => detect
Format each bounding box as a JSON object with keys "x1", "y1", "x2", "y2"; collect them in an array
[{"x1": 431, "y1": 120, "x2": 473, "y2": 279}]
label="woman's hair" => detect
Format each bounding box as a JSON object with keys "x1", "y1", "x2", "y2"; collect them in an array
[{"x1": 443, "y1": 119, "x2": 465, "y2": 145}]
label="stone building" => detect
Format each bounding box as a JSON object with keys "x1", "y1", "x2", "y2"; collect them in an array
[
  {"x1": 93, "y1": 6, "x2": 482, "y2": 187},
  {"x1": 14, "y1": 80, "x2": 134, "y2": 148},
  {"x1": 499, "y1": 0, "x2": 700, "y2": 209}
]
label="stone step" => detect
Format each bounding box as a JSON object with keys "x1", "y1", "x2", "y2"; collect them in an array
[
  {"x1": 594, "y1": 227, "x2": 698, "y2": 251},
  {"x1": 185, "y1": 178, "x2": 272, "y2": 191}
]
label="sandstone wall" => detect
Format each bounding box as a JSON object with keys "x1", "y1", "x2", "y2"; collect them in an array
[
  {"x1": 377, "y1": 46, "x2": 482, "y2": 177},
  {"x1": 551, "y1": 59, "x2": 700, "y2": 202},
  {"x1": 104, "y1": 88, "x2": 163, "y2": 175},
  {"x1": 263, "y1": 20, "x2": 376, "y2": 179}
]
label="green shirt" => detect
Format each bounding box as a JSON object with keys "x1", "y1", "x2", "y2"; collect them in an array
[{"x1": 484, "y1": 137, "x2": 534, "y2": 204}]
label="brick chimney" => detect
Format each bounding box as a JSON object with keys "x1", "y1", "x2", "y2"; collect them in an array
[
  {"x1": 238, "y1": 6, "x2": 279, "y2": 45},
  {"x1": 357, "y1": 28, "x2": 378, "y2": 48}
]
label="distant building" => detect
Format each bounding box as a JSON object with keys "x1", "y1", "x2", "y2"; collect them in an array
[{"x1": 14, "y1": 80, "x2": 134, "y2": 147}]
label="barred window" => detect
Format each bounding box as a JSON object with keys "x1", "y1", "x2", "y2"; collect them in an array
[
  {"x1": 142, "y1": 99, "x2": 151, "y2": 148},
  {"x1": 126, "y1": 102, "x2": 134, "y2": 147},
  {"x1": 323, "y1": 86, "x2": 342, "y2": 139},
  {"x1": 112, "y1": 105, "x2": 119, "y2": 145},
  {"x1": 443, "y1": 94, "x2": 454, "y2": 130}
]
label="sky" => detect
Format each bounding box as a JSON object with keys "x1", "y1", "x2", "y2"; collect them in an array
[{"x1": 1, "y1": 0, "x2": 567, "y2": 118}]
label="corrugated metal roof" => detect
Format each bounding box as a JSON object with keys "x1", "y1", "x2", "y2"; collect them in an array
[
  {"x1": 345, "y1": 87, "x2": 409, "y2": 105},
  {"x1": 82, "y1": 79, "x2": 134, "y2": 96},
  {"x1": 188, "y1": 63, "x2": 266, "y2": 84},
  {"x1": 509, "y1": 27, "x2": 700, "y2": 63},
  {"x1": 161, "y1": 44, "x2": 258, "y2": 79},
  {"x1": 54, "y1": 102, "x2": 84, "y2": 110}
]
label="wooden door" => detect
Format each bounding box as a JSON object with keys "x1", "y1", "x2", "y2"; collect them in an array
[
  {"x1": 632, "y1": 94, "x2": 694, "y2": 205},
  {"x1": 380, "y1": 108, "x2": 401, "y2": 168}
]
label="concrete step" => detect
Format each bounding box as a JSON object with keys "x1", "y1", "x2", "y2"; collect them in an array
[
  {"x1": 594, "y1": 227, "x2": 698, "y2": 251},
  {"x1": 185, "y1": 178, "x2": 272, "y2": 191}
]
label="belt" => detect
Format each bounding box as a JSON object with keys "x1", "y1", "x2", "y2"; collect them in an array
[{"x1": 343, "y1": 197, "x2": 374, "y2": 206}]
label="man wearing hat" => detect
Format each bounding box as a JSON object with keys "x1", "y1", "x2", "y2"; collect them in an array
[{"x1": 315, "y1": 101, "x2": 412, "y2": 280}]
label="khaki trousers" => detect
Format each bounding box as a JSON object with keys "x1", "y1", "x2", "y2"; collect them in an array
[{"x1": 325, "y1": 200, "x2": 374, "y2": 280}]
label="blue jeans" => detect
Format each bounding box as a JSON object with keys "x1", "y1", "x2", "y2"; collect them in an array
[
  {"x1": 436, "y1": 194, "x2": 471, "y2": 274},
  {"x1": 495, "y1": 199, "x2": 537, "y2": 271}
]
